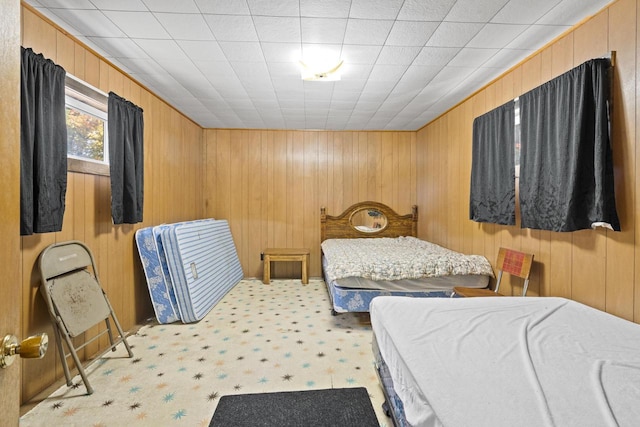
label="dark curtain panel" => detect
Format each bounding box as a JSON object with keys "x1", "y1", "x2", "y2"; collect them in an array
[
  {"x1": 519, "y1": 58, "x2": 620, "y2": 232},
  {"x1": 469, "y1": 101, "x2": 516, "y2": 225},
  {"x1": 108, "y1": 92, "x2": 144, "y2": 224},
  {"x1": 20, "y1": 47, "x2": 67, "y2": 236}
]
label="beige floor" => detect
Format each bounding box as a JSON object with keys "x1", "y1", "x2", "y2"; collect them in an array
[{"x1": 20, "y1": 279, "x2": 390, "y2": 426}]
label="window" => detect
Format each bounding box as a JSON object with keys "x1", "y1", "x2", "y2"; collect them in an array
[{"x1": 65, "y1": 74, "x2": 109, "y2": 175}]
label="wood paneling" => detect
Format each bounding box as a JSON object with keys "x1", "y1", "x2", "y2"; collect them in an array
[
  {"x1": 203, "y1": 129, "x2": 417, "y2": 279},
  {"x1": 19, "y1": 5, "x2": 204, "y2": 404},
  {"x1": 417, "y1": 0, "x2": 639, "y2": 321},
  {"x1": 16, "y1": 0, "x2": 640, "y2": 412}
]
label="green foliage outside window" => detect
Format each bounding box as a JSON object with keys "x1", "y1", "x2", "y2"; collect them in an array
[{"x1": 66, "y1": 106, "x2": 104, "y2": 162}]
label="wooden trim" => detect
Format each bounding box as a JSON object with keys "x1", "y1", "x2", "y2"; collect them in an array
[{"x1": 68, "y1": 157, "x2": 110, "y2": 176}]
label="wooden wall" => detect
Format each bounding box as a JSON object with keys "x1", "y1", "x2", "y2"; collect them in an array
[
  {"x1": 203, "y1": 130, "x2": 417, "y2": 278},
  {"x1": 417, "y1": 0, "x2": 639, "y2": 322},
  {"x1": 19, "y1": 5, "x2": 205, "y2": 403}
]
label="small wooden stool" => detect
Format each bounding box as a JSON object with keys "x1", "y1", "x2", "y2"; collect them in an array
[{"x1": 262, "y1": 248, "x2": 310, "y2": 285}]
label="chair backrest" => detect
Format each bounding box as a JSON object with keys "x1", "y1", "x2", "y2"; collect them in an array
[
  {"x1": 39, "y1": 241, "x2": 111, "y2": 337},
  {"x1": 494, "y1": 247, "x2": 534, "y2": 296}
]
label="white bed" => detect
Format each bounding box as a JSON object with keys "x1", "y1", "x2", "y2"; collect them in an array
[{"x1": 370, "y1": 296, "x2": 640, "y2": 427}]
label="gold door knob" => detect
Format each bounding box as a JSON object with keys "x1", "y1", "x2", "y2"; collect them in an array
[{"x1": 0, "y1": 333, "x2": 48, "y2": 368}]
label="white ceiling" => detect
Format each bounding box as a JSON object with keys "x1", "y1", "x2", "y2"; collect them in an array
[{"x1": 24, "y1": 0, "x2": 612, "y2": 131}]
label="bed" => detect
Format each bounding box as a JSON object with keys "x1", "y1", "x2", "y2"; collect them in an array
[
  {"x1": 320, "y1": 201, "x2": 493, "y2": 314},
  {"x1": 370, "y1": 296, "x2": 640, "y2": 427}
]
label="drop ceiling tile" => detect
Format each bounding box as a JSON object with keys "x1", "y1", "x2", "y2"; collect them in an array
[
  {"x1": 333, "y1": 79, "x2": 367, "y2": 92},
  {"x1": 368, "y1": 64, "x2": 409, "y2": 82},
  {"x1": 142, "y1": 0, "x2": 199, "y2": 13},
  {"x1": 218, "y1": 41, "x2": 264, "y2": 61},
  {"x1": 268, "y1": 62, "x2": 300, "y2": 79},
  {"x1": 300, "y1": 0, "x2": 352, "y2": 18},
  {"x1": 386, "y1": 21, "x2": 439, "y2": 46},
  {"x1": 539, "y1": 0, "x2": 610, "y2": 25},
  {"x1": 376, "y1": 46, "x2": 421, "y2": 65},
  {"x1": 426, "y1": 22, "x2": 484, "y2": 47},
  {"x1": 92, "y1": 0, "x2": 147, "y2": 10},
  {"x1": 47, "y1": 9, "x2": 126, "y2": 37},
  {"x1": 301, "y1": 18, "x2": 348, "y2": 44},
  {"x1": 426, "y1": 66, "x2": 476, "y2": 94},
  {"x1": 339, "y1": 45, "x2": 382, "y2": 64},
  {"x1": 397, "y1": 0, "x2": 457, "y2": 21},
  {"x1": 279, "y1": 99, "x2": 306, "y2": 109},
  {"x1": 155, "y1": 13, "x2": 215, "y2": 40},
  {"x1": 491, "y1": 0, "x2": 559, "y2": 25},
  {"x1": 204, "y1": 15, "x2": 258, "y2": 41},
  {"x1": 448, "y1": 47, "x2": 499, "y2": 67},
  {"x1": 87, "y1": 37, "x2": 149, "y2": 59},
  {"x1": 481, "y1": 48, "x2": 532, "y2": 69},
  {"x1": 261, "y1": 43, "x2": 301, "y2": 62},
  {"x1": 178, "y1": 40, "x2": 226, "y2": 61},
  {"x1": 343, "y1": 19, "x2": 394, "y2": 45},
  {"x1": 350, "y1": 0, "x2": 403, "y2": 20},
  {"x1": 232, "y1": 62, "x2": 272, "y2": 84},
  {"x1": 342, "y1": 63, "x2": 373, "y2": 79},
  {"x1": 467, "y1": 23, "x2": 527, "y2": 49},
  {"x1": 444, "y1": 0, "x2": 509, "y2": 23},
  {"x1": 116, "y1": 58, "x2": 161, "y2": 75},
  {"x1": 134, "y1": 39, "x2": 188, "y2": 60},
  {"x1": 37, "y1": 0, "x2": 94, "y2": 7},
  {"x1": 253, "y1": 16, "x2": 301, "y2": 43},
  {"x1": 395, "y1": 65, "x2": 441, "y2": 89},
  {"x1": 505, "y1": 24, "x2": 569, "y2": 50},
  {"x1": 193, "y1": 60, "x2": 236, "y2": 81},
  {"x1": 301, "y1": 44, "x2": 342, "y2": 62},
  {"x1": 194, "y1": 0, "x2": 250, "y2": 15},
  {"x1": 102, "y1": 11, "x2": 170, "y2": 38},
  {"x1": 247, "y1": 0, "x2": 300, "y2": 17},
  {"x1": 413, "y1": 46, "x2": 460, "y2": 66},
  {"x1": 330, "y1": 99, "x2": 358, "y2": 109}
]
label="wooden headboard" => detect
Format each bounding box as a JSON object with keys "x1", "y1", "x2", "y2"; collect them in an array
[{"x1": 320, "y1": 201, "x2": 417, "y2": 242}]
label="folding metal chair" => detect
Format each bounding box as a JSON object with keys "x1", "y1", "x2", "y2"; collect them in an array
[
  {"x1": 39, "y1": 240, "x2": 133, "y2": 394},
  {"x1": 452, "y1": 247, "x2": 534, "y2": 297}
]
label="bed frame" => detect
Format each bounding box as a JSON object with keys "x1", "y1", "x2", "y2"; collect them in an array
[
  {"x1": 320, "y1": 202, "x2": 452, "y2": 315},
  {"x1": 320, "y1": 201, "x2": 417, "y2": 242}
]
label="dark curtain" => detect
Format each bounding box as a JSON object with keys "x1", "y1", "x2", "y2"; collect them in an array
[
  {"x1": 108, "y1": 92, "x2": 144, "y2": 224},
  {"x1": 469, "y1": 101, "x2": 516, "y2": 225},
  {"x1": 20, "y1": 47, "x2": 67, "y2": 236},
  {"x1": 519, "y1": 58, "x2": 620, "y2": 232}
]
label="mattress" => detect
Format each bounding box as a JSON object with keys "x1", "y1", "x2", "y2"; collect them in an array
[
  {"x1": 370, "y1": 296, "x2": 640, "y2": 427},
  {"x1": 322, "y1": 255, "x2": 489, "y2": 313},
  {"x1": 161, "y1": 220, "x2": 243, "y2": 323},
  {"x1": 135, "y1": 226, "x2": 180, "y2": 324}
]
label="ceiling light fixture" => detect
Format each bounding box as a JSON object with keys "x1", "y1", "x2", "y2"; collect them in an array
[{"x1": 299, "y1": 59, "x2": 344, "y2": 82}]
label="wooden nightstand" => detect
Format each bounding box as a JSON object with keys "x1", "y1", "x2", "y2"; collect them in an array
[{"x1": 262, "y1": 248, "x2": 310, "y2": 285}]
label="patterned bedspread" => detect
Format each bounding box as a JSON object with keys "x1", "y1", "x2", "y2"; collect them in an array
[{"x1": 321, "y1": 237, "x2": 494, "y2": 282}]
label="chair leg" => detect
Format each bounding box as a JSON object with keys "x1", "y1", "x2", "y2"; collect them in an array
[
  {"x1": 60, "y1": 329, "x2": 93, "y2": 394},
  {"x1": 53, "y1": 323, "x2": 72, "y2": 387}
]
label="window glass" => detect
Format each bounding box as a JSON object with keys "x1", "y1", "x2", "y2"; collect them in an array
[{"x1": 65, "y1": 75, "x2": 109, "y2": 175}]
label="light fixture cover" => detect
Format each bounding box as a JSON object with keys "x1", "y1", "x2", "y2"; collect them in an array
[{"x1": 299, "y1": 59, "x2": 344, "y2": 81}]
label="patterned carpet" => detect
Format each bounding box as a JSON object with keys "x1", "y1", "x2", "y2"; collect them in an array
[{"x1": 20, "y1": 279, "x2": 389, "y2": 426}]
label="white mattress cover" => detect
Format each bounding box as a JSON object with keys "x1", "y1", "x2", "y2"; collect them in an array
[{"x1": 370, "y1": 296, "x2": 640, "y2": 427}]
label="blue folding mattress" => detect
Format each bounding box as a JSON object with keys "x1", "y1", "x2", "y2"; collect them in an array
[
  {"x1": 135, "y1": 226, "x2": 182, "y2": 324},
  {"x1": 161, "y1": 219, "x2": 243, "y2": 323}
]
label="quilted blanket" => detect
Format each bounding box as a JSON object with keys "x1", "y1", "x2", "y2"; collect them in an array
[{"x1": 321, "y1": 237, "x2": 494, "y2": 282}]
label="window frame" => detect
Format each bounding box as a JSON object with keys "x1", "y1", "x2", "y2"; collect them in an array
[{"x1": 65, "y1": 74, "x2": 110, "y2": 176}]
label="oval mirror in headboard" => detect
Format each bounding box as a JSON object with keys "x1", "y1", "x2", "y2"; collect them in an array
[{"x1": 349, "y1": 207, "x2": 388, "y2": 233}]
